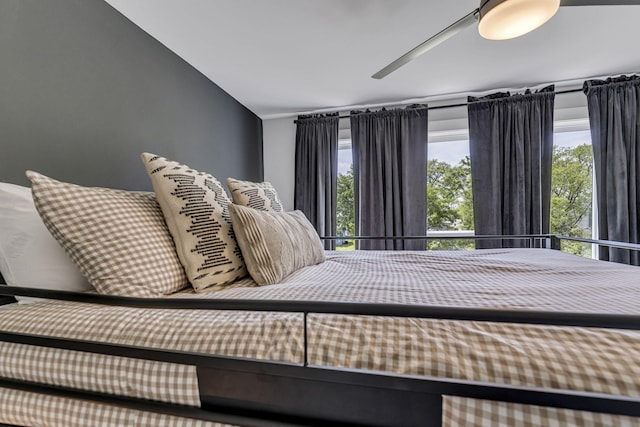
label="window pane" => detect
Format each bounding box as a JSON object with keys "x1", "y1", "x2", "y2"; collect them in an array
[
  {"x1": 335, "y1": 132, "x2": 594, "y2": 254},
  {"x1": 427, "y1": 140, "x2": 474, "y2": 250},
  {"x1": 336, "y1": 145, "x2": 354, "y2": 251},
  {"x1": 551, "y1": 130, "x2": 593, "y2": 257}
]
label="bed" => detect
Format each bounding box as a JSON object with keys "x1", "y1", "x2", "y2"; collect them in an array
[
  {"x1": 1, "y1": 154, "x2": 640, "y2": 426},
  {"x1": 1, "y1": 243, "x2": 640, "y2": 427}
]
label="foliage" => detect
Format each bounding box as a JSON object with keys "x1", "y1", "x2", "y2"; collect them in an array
[
  {"x1": 426, "y1": 157, "x2": 471, "y2": 230},
  {"x1": 336, "y1": 165, "x2": 355, "y2": 237},
  {"x1": 336, "y1": 240, "x2": 355, "y2": 251},
  {"x1": 425, "y1": 146, "x2": 593, "y2": 254},
  {"x1": 458, "y1": 156, "x2": 474, "y2": 230},
  {"x1": 335, "y1": 144, "x2": 593, "y2": 255},
  {"x1": 426, "y1": 239, "x2": 474, "y2": 251},
  {"x1": 425, "y1": 156, "x2": 474, "y2": 250},
  {"x1": 550, "y1": 144, "x2": 593, "y2": 256}
]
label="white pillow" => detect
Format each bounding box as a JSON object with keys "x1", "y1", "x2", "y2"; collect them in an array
[
  {"x1": 0, "y1": 182, "x2": 93, "y2": 303},
  {"x1": 141, "y1": 153, "x2": 247, "y2": 292}
]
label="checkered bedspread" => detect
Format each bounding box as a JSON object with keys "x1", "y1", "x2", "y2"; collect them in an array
[{"x1": 1, "y1": 249, "x2": 639, "y2": 426}]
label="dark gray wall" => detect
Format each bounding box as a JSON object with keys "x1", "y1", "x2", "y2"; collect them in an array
[{"x1": 0, "y1": 0, "x2": 263, "y2": 190}]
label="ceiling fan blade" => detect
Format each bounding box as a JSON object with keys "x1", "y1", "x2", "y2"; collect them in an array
[
  {"x1": 372, "y1": 9, "x2": 479, "y2": 80},
  {"x1": 561, "y1": 0, "x2": 640, "y2": 5}
]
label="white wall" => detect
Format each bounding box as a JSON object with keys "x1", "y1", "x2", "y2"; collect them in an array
[{"x1": 263, "y1": 117, "x2": 297, "y2": 211}]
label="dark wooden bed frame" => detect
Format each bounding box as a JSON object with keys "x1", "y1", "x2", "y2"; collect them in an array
[{"x1": 0, "y1": 234, "x2": 639, "y2": 427}]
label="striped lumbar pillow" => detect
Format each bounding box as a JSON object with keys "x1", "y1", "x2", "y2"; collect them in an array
[
  {"x1": 228, "y1": 204, "x2": 325, "y2": 286},
  {"x1": 226, "y1": 177, "x2": 284, "y2": 212},
  {"x1": 27, "y1": 171, "x2": 188, "y2": 297},
  {"x1": 141, "y1": 153, "x2": 247, "y2": 292}
]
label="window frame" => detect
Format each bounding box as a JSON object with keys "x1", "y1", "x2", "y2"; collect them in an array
[{"x1": 334, "y1": 112, "x2": 597, "y2": 255}]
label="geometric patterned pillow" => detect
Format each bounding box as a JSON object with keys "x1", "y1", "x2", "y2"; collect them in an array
[
  {"x1": 141, "y1": 153, "x2": 247, "y2": 292},
  {"x1": 26, "y1": 171, "x2": 188, "y2": 297},
  {"x1": 226, "y1": 177, "x2": 284, "y2": 212}
]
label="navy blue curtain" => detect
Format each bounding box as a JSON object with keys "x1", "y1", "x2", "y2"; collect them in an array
[
  {"x1": 584, "y1": 75, "x2": 640, "y2": 265},
  {"x1": 294, "y1": 113, "x2": 339, "y2": 249},
  {"x1": 350, "y1": 106, "x2": 428, "y2": 250},
  {"x1": 468, "y1": 86, "x2": 555, "y2": 248}
]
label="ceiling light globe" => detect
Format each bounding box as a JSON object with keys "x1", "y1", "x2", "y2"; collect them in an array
[{"x1": 478, "y1": 0, "x2": 560, "y2": 40}]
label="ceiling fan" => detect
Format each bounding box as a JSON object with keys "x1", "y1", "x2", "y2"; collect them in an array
[{"x1": 372, "y1": 0, "x2": 640, "y2": 79}]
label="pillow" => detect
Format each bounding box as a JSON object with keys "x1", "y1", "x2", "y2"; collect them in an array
[
  {"x1": 0, "y1": 182, "x2": 93, "y2": 303},
  {"x1": 228, "y1": 204, "x2": 325, "y2": 286},
  {"x1": 26, "y1": 171, "x2": 188, "y2": 297},
  {"x1": 141, "y1": 153, "x2": 247, "y2": 292},
  {"x1": 226, "y1": 177, "x2": 284, "y2": 212}
]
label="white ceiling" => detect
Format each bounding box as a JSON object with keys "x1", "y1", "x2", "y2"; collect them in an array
[{"x1": 104, "y1": 0, "x2": 640, "y2": 119}]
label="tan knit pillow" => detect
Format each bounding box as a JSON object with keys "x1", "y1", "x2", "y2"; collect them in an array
[
  {"x1": 228, "y1": 204, "x2": 325, "y2": 285},
  {"x1": 226, "y1": 177, "x2": 284, "y2": 212},
  {"x1": 141, "y1": 153, "x2": 247, "y2": 291},
  {"x1": 26, "y1": 171, "x2": 188, "y2": 297}
]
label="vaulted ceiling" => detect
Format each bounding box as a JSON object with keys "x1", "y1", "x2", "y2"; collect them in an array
[{"x1": 105, "y1": 0, "x2": 640, "y2": 119}]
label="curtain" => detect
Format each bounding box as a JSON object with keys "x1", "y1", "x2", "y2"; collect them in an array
[
  {"x1": 468, "y1": 86, "x2": 555, "y2": 248},
  {"x1": 584, "y1": 75, "x2": 640, "y2": 265},
  {"x1": 294, "y1": 113, "x2": 339, "y2": 249},
  {"x1": 350, "y1": 106, "x2": 428, "y2": 250}
]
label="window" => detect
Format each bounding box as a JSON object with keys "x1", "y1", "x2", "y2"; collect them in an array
[
  {"x1": 426, "y1": 140, "x2": 474, "y2": 250},
  {"x1": 336, "y1": 138, "x2": 476, "y2": 251},
  {"x1": 550, "y1": 130, "x2": 593, "y2": 257},
  {"x1": 334, "y1": 106, "x2": 595, "y2": 255},
  {"x1": 336, "y1": 141, "x2": 354, "y2": 251},
  {"x1": 425, "y1": 131, "x2": 595, "y2": 254}
]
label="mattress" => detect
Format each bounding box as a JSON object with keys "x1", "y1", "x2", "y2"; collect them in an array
[{"x1": 1, "y1": 248, "x2": 639, "y2": 426}]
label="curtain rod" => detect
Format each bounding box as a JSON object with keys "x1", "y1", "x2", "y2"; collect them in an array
[{"x1": 329, "y1": 88, "x2": 583, "y2": 120}]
